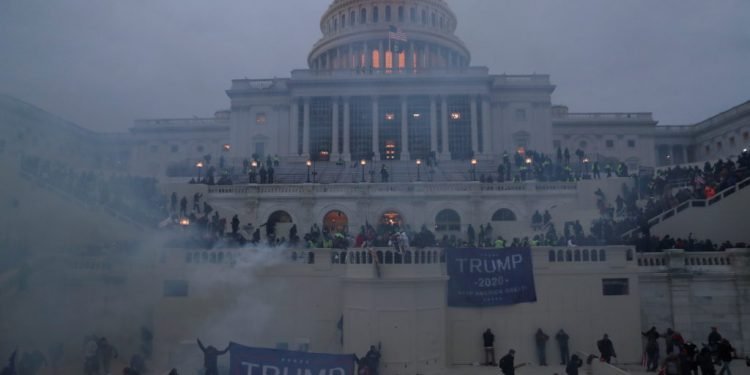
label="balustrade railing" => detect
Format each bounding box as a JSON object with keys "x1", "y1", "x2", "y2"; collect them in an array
[
  {"x1": 637, "y1": 250, "x2": 737, "y2": 271},
  {"x1": 207, "y1": 181, "x2": 580, "y2": 195}
]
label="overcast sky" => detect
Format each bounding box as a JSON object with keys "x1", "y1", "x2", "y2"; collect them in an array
[{"x1": 1, "y1": 0, "x2": 748, "y2": 132}]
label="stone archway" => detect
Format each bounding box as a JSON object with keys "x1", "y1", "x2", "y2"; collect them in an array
[{"x1": 267, "y1": 210, "x2": 294, "y2": 240}]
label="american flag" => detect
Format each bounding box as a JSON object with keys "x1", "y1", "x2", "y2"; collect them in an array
[{"x1": 388, "y1": 25, "x2": 408, "y2": 42}]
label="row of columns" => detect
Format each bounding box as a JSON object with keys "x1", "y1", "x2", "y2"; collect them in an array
[
  {"x1": 289, "y1": 95, "x2": 491, "y2": 161},
  {"x1": 312, "y1": 41, "x2": 467, "y2": 71}
]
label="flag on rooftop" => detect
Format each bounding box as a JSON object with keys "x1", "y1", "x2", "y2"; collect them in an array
[{"x1": 388, "y1": 25, "x2": 408, "y2": 42}]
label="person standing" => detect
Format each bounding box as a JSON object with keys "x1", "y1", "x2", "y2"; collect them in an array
[
  {"x1": 95, "y1": 338, "x2": 118, "y2": 375},
  {"x1": 717, "y1": 339, "x2": 735, "y2": 375},
  {"x1": 597, "y1": 334, "x2": 616, "y2": 363},
  {"x1": 556, "y1": 329, "x2": 570, "y2": 365},
  {"x1": 364, "y1": 344, "x2": 381, "y2": 375},
  {"x1": 535, "y1": 329, "x2": 549, "y2": 366},
  {"x1": 197, "y1": 339, "x2": 229, "y2": 375},
  {"x1": 499, "y1": 350, "x2": 516, "y2": 375},
  {"x1": 642, "y1": 326, "x2": 660, "y2": 372},
  {"x1": 483, "y1": 329, "x2": 496, "y2": 366}
]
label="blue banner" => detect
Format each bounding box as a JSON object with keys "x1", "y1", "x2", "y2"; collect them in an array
[
  {"x1": 446, "y1": 247, "x2": 537, "y2": 307},
  {"x1": 229, "y1": 343, "x2": 355, "y2": 375}
]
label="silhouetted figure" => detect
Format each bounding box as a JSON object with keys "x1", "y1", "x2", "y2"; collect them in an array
[
  {"x1": 597, "y1": 334, "x2": 616, "y2": 363},
  {"x1": 168, "y1": 369, "x2": 179, "y2": 375},
  {"x1": 197, "y1": 339, "x2": 229, "y2": 375},
  {"x1": 556, "y1": 329, "x2": 570, "y2": 365},
  {"x1": 231, "y1": 215, "x2": 240, "y2": 235},
  {"x1": 483, "y1": 329, "x2": 496, "y2": 365},
  {"x1": 499, "y1": 349, "x2": 516, "y2": 375},
  {"x1": 363, "y1": 344, "x2": 381, "y2": 375},
  {"x1": 566, "y1": 354, "x2": 583, "y2": 375},
  {"x1": 535, "y1": 329, "x2": 549, "y2": 366},
  {"x1": 95, "y1": 338, "x2": 118, "y2": 375},
  {"x1": 642, "y1": 326, "x2": 660, "y2": 371},
  {"x1": 179, "y1": 197, "x2": 188, "y2": 216},
  {"x1": 1, "y1": 350, "x2": 17, "y2": 375},
  {"x1": 259, "y1": 166, "x2": 268, "y2": 184},
  {"x1": 128, "y1": 354, "x2": 145, "y2": 375},
  {"x1": 268, "y1": 166, "x2": 275, "y2": 184}
]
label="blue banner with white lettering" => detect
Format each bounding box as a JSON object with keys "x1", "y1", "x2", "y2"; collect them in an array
[
  {"x1": 446, "y1": 247, "x2": 537, "y2": 307},
  {"x1": 229, "y1": 343, "x2": 355, "y2": 375}
]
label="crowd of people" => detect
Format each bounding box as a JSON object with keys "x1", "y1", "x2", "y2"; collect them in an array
[
  {"x1": 20, "y1": 156, "x2": 167, "y2": 226},
  {"x1": 640, "y1": 327, "x2": 746, "y2": 375}
]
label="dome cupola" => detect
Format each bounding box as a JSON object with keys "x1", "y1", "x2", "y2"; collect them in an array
[{"x1": 308, "y1": 0, "x2": 470, "y2": 72}]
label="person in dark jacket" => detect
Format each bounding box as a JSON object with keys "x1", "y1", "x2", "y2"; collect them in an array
[
  {"x1": 535, "y1": 329, "x2": 550, "y2": 366},
  {"x1": 556, "y1": 329, "x2": 570, "y2": 365},
  {"x1": 717, "y1": 339, "x2": 735, "y2": 375},
  {"x1": 364, "y1": 344, "x2": 381, "y2": 375},
  {"x1": 197, "y1": 339, "x2": 229, "y2": 375},
  {"x1": 643, "y1": 326, "x2": 661, "y2": 371},
  {"x1": 597, "y1": 334, "x2": 616, "y2": 363},
  {"x1": 566, "y1": 354, "x2": 583, "y2": 375},
  {"x1": 697, "y1": 347, "x2": 716, "y2": 375},
  {"x1": 499, "y1": 350, "x2": 516, "y2": 375},
  {"x1": 483, "y1": 329, "x2": 496, "y2": 365}
]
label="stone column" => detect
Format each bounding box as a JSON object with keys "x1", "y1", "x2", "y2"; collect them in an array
[
  {"x1": 401, "y1": 96, "x2": 410, "y2": 160},
  {"x1": 332, "y1": 99, "x2": 340, "y2": 160},
  {"x1": 430, "y1": 96, "x2": 438, "y2": 154},
  {"x1": 408, "y1": 42, "x2": 415, "y2": 72},
  {"x1": 379, "y1": 41, "x2": 385, "y2": 71},
  {"x1": 372, "y1": 97, "x2": 380, "y2": 161},
  {"x1": 730, "y1": 249, "x2": 750, "y2": 354},
  {"x1": 440, "y1": 96, "x2": 451, "y2": 160},
  {"x1": 342, "y1": 98, "x2": 351, "y2": 161},
  {"x1": 423, "y1": 44, "x2": 429, "y2": 69},
  {"x1": 302, "y1": 98, "x2": 311, "y2": 157},
  {"x1": 363, "y1": 42, "x2": 369, "y2": 70},
  {"x1": 290, "y1": 99, "x2": 300, "y2": 156},
  {"x1": 470, "y1": 96, "x2": 479, "y2": 157},
  {"x1": 481, "y1": 96, "x2": 492, "y2": 156}
]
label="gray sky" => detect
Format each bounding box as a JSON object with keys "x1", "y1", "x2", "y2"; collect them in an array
[{"x1": 0, "y1": 0, "x2": 748, "y2": 132}]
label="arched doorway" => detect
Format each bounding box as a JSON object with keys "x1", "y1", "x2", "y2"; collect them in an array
[
  {"x1": 379, "y1": 211, "x2": 404, "y2": 231},
  {"x1": 491, "y1": 208, "x2": 517, "y2": 222},
  {"x1": 435, "y1": 209, "x2": 461, "y2": 232},
  {"x1": 323, "y1": 210, "x2": 349, "y2": 234},
  {"x1": 266, "y1": 210, "x2": 294, "y2": 240}
]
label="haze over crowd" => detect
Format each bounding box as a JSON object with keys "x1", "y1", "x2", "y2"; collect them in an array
[{"x1": 0, "y1": 0, "x2": 748, "y2": 132}]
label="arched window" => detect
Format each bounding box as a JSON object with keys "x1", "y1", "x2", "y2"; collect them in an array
[
  {"x1": 372, "y1": 49, "x2": 381, "y2": 69},
  {"x1": 360, "y1": 8, "x2": 367, "y2": 24},
  {"x1": 350, "y1": 11, "x2": 356, "y2": 26},
  {"x1": 431, "y1": 12, "x2": 436, "y2": 27},
  {"x1": 398, "y1": 6, "x2": 405, "y2": 22},
  {"x1": 492, "y1": 209, "x2": 517, "y2": 222},
  {"x1": 574, "y1": 250, "x2": 581, "y2": 262},
  {"x1": 565, "y1": 250, "x2": 572, "y2": 262},
  {"x1": 422, "y1": 10, "x2": 427, "y2": 25},
  {"x1": 385, "y1": 6, "x2": 392, "y2": 22},
  {"x1": 583, "y1": 249, "x2": 590, "y2": 261},
  {"x1": 341, "y1": 14, "x2": 346, "y2": 28},
  {"x1": 556, "y1": 250, "x2": 564, "y2": 262},
  {"x1": 373, "y1": 6, "x2": 379, "y2": 23},
  {"x1": 334, "y1": 18, "x2": 338, "y2": 32},
  {"x1": 599, "y1": 249, "x2": 607, "y2": 262},
  {"x1": 410, "y1": 7, "x2": 417, "y2": 22},
  {"x1": 591, "y1": 250, "x2": 599, "y2": 261},
  {"x1": 548, "y1": 250, "x2": 556, "y2": 262},
  {"x1": 435, "y1": 209, "x2": 461, "y2": 231}
]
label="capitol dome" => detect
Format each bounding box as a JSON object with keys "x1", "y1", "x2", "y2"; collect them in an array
[{"x1": 308, "y1": 0, "x2": 471, "y2": 71}]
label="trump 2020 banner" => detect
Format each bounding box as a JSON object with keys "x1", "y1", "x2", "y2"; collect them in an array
[
  {"x1": 446, "y1": 247, "x2": 537, "y2": 307},
  {"x1": 229, "y1": 343, "x2": 355, "y2": 375}
]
